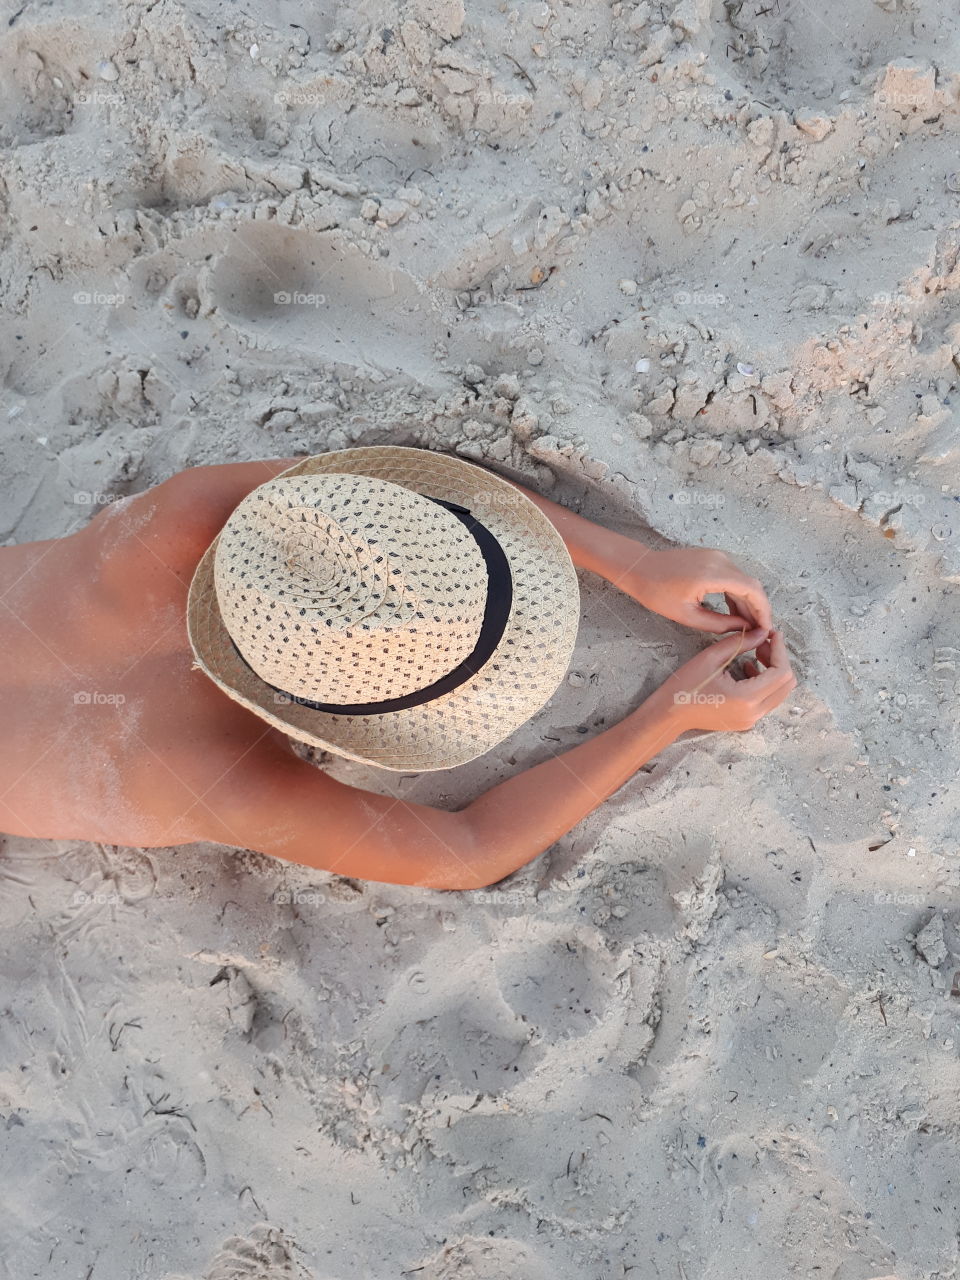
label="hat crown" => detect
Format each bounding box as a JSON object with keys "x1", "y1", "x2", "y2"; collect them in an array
[
  {"x1": 188, "y1": 444, "x2": 582, "y2": 771},
  {"x1": 213, "y1": 474, "x2": 490, "y2": 704}
]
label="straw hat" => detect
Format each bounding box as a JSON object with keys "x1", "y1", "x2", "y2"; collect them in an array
[{"x1": 187, "y1": 446, "x2": 581, "y2": 771}]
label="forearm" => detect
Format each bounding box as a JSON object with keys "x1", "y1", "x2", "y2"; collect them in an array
[
  {"x1": 234, "y1": 692, "x2": 685, "y2": 892},
  {"x1": 496, "y1": 473, "x2": 647, "y2": 585},
  {"x1": 458, "y1": 689, "x2": 686, "y2": 888}
]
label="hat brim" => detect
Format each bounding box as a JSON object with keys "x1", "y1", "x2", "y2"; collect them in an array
[{"x1": 186, "y1": 446, "x2": 581, "y2": 771}]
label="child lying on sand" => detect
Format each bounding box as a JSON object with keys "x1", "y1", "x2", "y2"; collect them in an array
[{"x1": 0, "y1": 446, "x2": 795, "y2": 890}]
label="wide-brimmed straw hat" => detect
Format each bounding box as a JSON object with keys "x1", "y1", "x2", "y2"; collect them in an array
[{"x1": 186, "y1": 446, "x2": 581, "y2": 771}]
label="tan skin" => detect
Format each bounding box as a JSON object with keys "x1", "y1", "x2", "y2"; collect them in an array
[{"x1": 0, "y1": 458, "x2": 796, "y2": 890}]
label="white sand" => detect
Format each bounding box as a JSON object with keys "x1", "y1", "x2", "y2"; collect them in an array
[{"x1": 1, "y1": 0, "x2": 959, "y2": 1276}]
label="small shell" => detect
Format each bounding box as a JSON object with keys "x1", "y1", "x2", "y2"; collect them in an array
[
  {"x1": 736, "y1": 361, "x2": 755, "y2": 376},
  {"x1": 249, "y1": 43, "x2": 260, "y2": 59},
  {"x1": 931, "y1": 523, "x2": 949, "y2": 542},
  {"x1": 96, "y1": 59, "x2": 119, "y2": 81},
  {"x1": 947, "y1": 173, "x2": 960, "y2": 193},
  {"x1": 634, "y1": 358, "x2": 650, "y2": 373}
]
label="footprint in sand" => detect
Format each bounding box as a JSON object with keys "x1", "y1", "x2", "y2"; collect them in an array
[
  {"x1": 411, "y1": 1235, "x2": 552, "y2": 1280},
  {"x1": 202, "y1": 222, "x2": 440, "y2": 380},
  {"x1": 368, "y1": 969, "x2": 537, "y2": 1099},
  {"x1": 493, "y1": 924, "x2": 617, "y2": 1042},
  {"x1": 201, "y1": 1224, "x2": 311, "y2": 1280},
  {"x1": 708, "y1": 0, "x2": 864, "y2": 113},
  {"x1": 99, "y1": 845, "x2": 158, "y2": 903},
  {"x1": 66, "y1": 1112, "x2": 207, "y2": 1196},
  {"x1": 138, "y1": 1123, "x2": 207, "y2": 1191},
  {"x1": 0, "y1": 29, "x2": 77, "y2": 145}
]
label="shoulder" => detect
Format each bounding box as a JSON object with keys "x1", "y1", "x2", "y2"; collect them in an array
[{"x1": 81, "y1": 459, "x2": 302, "y2": 574}]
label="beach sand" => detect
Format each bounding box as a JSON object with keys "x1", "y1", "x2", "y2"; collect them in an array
[{"x1": 0, "y1": 0, "x2": 958, "y2": 1276}]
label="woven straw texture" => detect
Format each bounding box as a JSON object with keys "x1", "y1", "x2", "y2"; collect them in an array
[{"x1": 187, "y1": 446, "x2": 581, "y2": 772}]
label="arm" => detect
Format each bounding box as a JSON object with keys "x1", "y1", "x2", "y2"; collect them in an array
[
  {"x1": 18, "y1": 457, "x2": 784, "y2": 891},
  {"x1": 493, "y1": 472, "x2": 645, "y2": 584},
  {"x1": 212, "y1": 683, "x2": 688, "y2": 891},
  {"x1": 164, "y1": 459, "x2": 678, "y2": 889},
  {"x1": 456, "y1": 682, "x2": 687, "y2": 887},
  {"x1": 214, "y1": 628, "x2": 790, "y2": 892},
  {"x1": 196, "y1": 466, "x2": 779, "y2": 890},
  {"x1": 496, "y1": 472, "x2": 773, "y2": 633}
]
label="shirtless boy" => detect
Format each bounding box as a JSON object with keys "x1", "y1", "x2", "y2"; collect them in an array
[{"x1": 0, "y1": 449, "x2": 795, "y2": 890}]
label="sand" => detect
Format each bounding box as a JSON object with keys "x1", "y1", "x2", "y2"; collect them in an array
[{"x1": 1, "y1": 0, "x2": 959, "y2": 1276}]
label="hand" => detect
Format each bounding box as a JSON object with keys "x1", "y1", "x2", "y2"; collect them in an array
[
  {"x1": 614, "y1": 546, "x2": 773, "y2": 634},
  {"x1": 654, "y1": 626, "x2": 797, "y2": 732}
]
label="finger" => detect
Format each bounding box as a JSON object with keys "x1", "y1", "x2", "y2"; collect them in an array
[
  {"x1": 744, "y1": 660, "x2": 794, "y2": 695},
  {"x1": 731, "y1": 637, "x2": 793, "y2": 697},
  {"x1": 764, "y1": 628, "x2": 792, "y2": 674},
  {"x1": 704, "y1": 626, "x2": 768, "y2": 671},
  {"x1": 749, "y1": 628, "x2": 786, "y2": 670},
  {"x1": 723, "y1": 592, "x2": 747, "y2": 620},
  {"x1": 725, "y1": 591, "x2": 766, "y2": 632},
  {"x1": 724, "y1": 590, "x2": 757, "y2": 629},
  {"x1": 713, "y1": 575, "x2": 772, "y2": 631},
  {"x1": 755, "y1": 674, "x2": 797, "y2": 717},
  {"x1": 687, "y1": 604, "x2": 749, "y2": 634}
]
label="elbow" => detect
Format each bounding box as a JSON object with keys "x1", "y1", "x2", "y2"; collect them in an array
[
  {"x1": 401, "y1": 812, "x2": 493, "y2": 892},
  {"x1": 423, "y1": 813, "x2": 520, "y2": 893}
]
